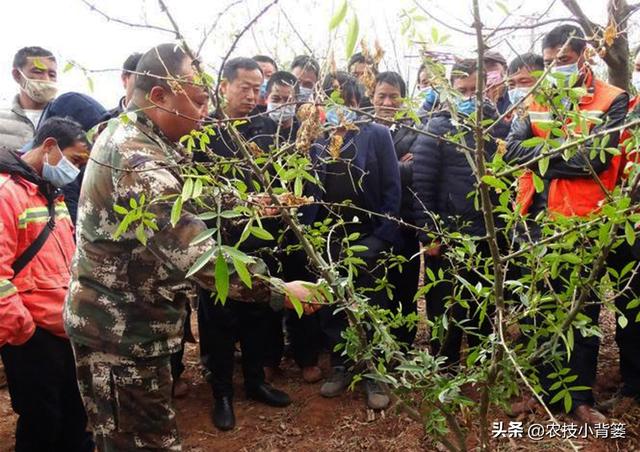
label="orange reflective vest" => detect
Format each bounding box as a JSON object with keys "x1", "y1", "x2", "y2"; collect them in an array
[{"x1": 516, "y1": 71, "x2": 625, "y2": 217}]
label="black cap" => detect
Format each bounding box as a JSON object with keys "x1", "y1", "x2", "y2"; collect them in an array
[{"x1": 484, "y1": 51, "x2": 507, "y2": 66}]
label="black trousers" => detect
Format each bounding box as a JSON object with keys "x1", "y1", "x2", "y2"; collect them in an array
[
  {"x1": 387, "y1": 227, "x2": 421, "y2": 347},
  {"x1": 523, "y1": 242, "x2": 640, "y2": 407},
  {"x1": 263, "y1": 248, "x2": 321, "y2": 369},
  {"x1": 425, "y1": 241, "x2": 493, "y2": 366},
  {"x1": 613, "y1": 244, "x2": 640, "y2": 396},
  {"x1": 169, "y1": 304, "x2": 192, "y2": 382},
  {"x1": 319, "y1": 234, "x2": 392, "y2": 367},
  {"x1": 198, "y1": 290, "x2": 269, "y2": 397},
  {"x1": 0, "y1": 328, "x2": 93, "y2": 452}
]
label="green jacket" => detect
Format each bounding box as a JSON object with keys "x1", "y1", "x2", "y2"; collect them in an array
[{"x1": 64, "y1": 110, "x2": 282, "y2": 358}]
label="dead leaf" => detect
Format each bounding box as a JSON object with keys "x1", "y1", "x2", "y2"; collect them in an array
[{"x1": 603, "y1": 20, "x2": 617, "y2": 47}]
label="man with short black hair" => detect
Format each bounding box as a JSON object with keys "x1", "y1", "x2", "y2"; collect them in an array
[
  {"x1": 290, "y1": 55, "x2": 320, "y2": 102},
  {"x1": 196, "y1": 57, "x2": 295, "y2": 432},
  {"x1": 0, "y1": 116, "x2": 92, "y2": 452},
  {"x1": 413, "y1": 58, "x2": 507, "y2": 370},
  {"x1": 505, "y1": 53, "x2": 544, "y2": 113},
  {"x1": 106, "y1": 52, "x2": 143, "y2": 118},
  {"x1": 0, "y1": 46, "x2": 58, "y2": 150},
  {"x1": 505, "y1": 24, "x2": 630, "y2": 424}
]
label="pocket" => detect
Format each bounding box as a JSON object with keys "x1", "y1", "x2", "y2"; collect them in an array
[{"x1": 112, "y1": 361, "x2": 175, "y2": 437}]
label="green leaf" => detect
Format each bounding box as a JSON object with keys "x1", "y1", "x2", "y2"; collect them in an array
[
  {"x1": 521, "y1": 136, "x2": 544, "y2": 148},
  {"x1": 481, "y1": 175, "x2": 507, "y2": 191},
  {"x1": 232, "y1": 257, "x2": 252, "y2": 288},
  {"x1": 214, "y1": 252, "x2": 230, "y2": 303},
  {"x1": 563, "y1": 392, "x2": 572, "y2": 413},
  {"x1": 192, "y1": 178, "x2": 203, "y2": 199},
  {"x1": 185, "y1": 247, "x2": 214, "y2": 278},
  {"x1": 135, "y1": 223, "x2": 147, "y2": 245},
  {"x1": 171, "y1": 197, "x2": 183, "y2": 227},
  {"x1": 345, "y1": 15, "x2": 359, "y2": 59},
  {"x1": 87, "y1": 76, "x2": 94, "y2": 93},
  {"x1": 113, "y1": 204, "x2": 128, "y2": 215},
  {"x1": 625, "y1": 221, "x2": 636, "y2": 246},
  {"x1": 329, "y1": 0, "x2": 348, "y2": 30},
  {"x1": 550, "y1": 389, "x2": 565, "y2": 405},
  {"x1": 190, "y1": 228, "x2": 216, "y2": 246},
  {"x1": 618, "y1": 315, "x2": 629, "y2": 329},
  {"x1": 182, "y1": 178, "x2": 194, "y2": 201},
  {"x1": 532, "y1": 172, "x2": 544, "y2": 193},
  {"x1": 286, "y1": 288, "x2": 304, "y2": 318},
  {"x1": 32, "y1": 58, "x2": 47, "y2": 70},
  {"x1": 538, "y1": 156, "x2": 549, "y2": 176},
  {"x1": 63, "y1": 61, "x2": 74, "y2": 73},
  {"x1": 249, "y1": 226, "x2": 274, "y2": 241}
]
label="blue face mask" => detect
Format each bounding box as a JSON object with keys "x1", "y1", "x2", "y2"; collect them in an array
[
  {"x1": 551, "y1": 62, "x2": 579, "y2": 86},
  {"x1": 508, "y1": 87, "x2": 529, "y2": 105},
  {"x1": 43, "y1": 151, "x2": 81, "y2": 188},
  {"x1": 420, "y1": 87, "x2": 438, "y2": 111},
  {"x1": 326, "y1": 106, "x2": 357, "y2": 126},
  {"x1": 259, "y1": 79, "x2": 269, "y2": 99},
  {"x1": 456, "y1": 97, "x2": 476, "y2": 116}
]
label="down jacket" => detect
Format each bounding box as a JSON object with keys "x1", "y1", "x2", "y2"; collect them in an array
[{"x1": 412, "y1": 105, "x2": 508, "y2": 239}]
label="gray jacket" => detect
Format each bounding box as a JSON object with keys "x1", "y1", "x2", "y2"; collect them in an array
[{"x1": 0, "y1": 95, "x2": 36, "y2": 151}]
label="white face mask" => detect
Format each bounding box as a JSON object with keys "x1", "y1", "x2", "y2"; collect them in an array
[
  {"x1": 267, "y1": 102, "x2": 296, "y2": 123},
  {"x1": 42, "y1": 150, "x2": 80, "y2": 188},
  {"x1": 632, "y1": 71, "x2": 640, "y2": 91},
  {"x1": 297, "y1": 86, "x2": 313, "y2": 102},
  {"x1": 18, "y1": 70, "x2": 57, "y2": 104}
]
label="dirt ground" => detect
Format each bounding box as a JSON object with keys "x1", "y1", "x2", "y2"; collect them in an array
[{"x1": 1, "y1": 309, "x2": 639, "y2": 451}]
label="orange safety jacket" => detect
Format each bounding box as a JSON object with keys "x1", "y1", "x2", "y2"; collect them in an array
[
  {"x1": 516, "y1": 70, "x2": 625, "y2": 217},
  {"x1": 0, "y1": 168, "x2": 75, "y2": 346}
]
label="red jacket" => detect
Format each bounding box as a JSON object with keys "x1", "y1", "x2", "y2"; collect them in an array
[
  {"x1": 514, "y1": 70, "x2": 627, "y2": 217},
  {"x1": 0, "y1": 151, "x2": 75, "y2": 346}
]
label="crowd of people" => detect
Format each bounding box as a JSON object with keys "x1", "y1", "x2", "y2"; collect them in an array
[{"x1": 1, "y1": 22, "x2": 640, "y2": 451}]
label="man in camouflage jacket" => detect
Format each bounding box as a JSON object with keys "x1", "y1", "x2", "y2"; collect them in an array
[{"x1": 64, "y1": 44, "x2": 318, "y2": 452}]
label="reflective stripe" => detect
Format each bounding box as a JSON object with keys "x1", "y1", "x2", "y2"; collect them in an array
[
  {"x1": 0, "y1": 279, "x2": 17, "y2": 298},
  {"x1": 17, "y1": 203, "x2": 70, "y2": 229},
  {"x1": 581, "y1": 110, "x2": 604, "y2": 119},
  {"x1": 529, "y1": 111, "x2": 553, "y2": 122}
]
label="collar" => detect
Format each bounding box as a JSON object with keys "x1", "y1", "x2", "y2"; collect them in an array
[
  {"x1": 11, "y1": 94, "x2": 27, "y2": 117},
  {"x1": 127, "y1": 105, "x2": 189, "y2": 165}
]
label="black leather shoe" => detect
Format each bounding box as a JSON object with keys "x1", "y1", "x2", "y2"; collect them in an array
[
  {"x1": 212, "y1": 396, "x2": 235, "y2": 431},
  {"x1": 246, "y1": 383, "x2": 291, "y2": 407}
]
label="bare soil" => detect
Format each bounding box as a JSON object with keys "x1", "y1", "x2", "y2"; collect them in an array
[{"x1": 1, "y1": 309, "x2": 638, "y2": 451}]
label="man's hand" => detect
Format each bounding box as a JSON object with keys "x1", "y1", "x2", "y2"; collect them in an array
[
  {"x1": 423, "y1": 241, "x2": 441, "y2": 257},
  {"x1": 249, "y1": 193, "x2": 280, "y2": 217},
  {"x1": 282, "y1": 280, "x2": 323, "y2": 315},
  {"x1": 400, "y1": 152, "x2": 414, "y2": 162}
]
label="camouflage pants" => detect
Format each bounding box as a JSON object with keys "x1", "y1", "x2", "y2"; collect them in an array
[{"x1": 71, "y1": 343, "x2": 181, "y2": 451}]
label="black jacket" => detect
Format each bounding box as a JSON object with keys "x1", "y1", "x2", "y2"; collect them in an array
[
  {"x1": 302, "y1": 122, "x2": 401, "y2": 246},
  {"x1": 390, "y1": 121, "x2": 424, "y2": 222},
  {"x1": 412, "y1": 105, "x2": 506, "y2": 240},
  {"x1": 195, "y1": 112, "x2": 277, "y2": 252}
]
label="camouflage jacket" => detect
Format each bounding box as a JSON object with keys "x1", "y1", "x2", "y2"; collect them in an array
[{"x1": 64, "y1": 109, "x2": 283, "y2": 358}]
